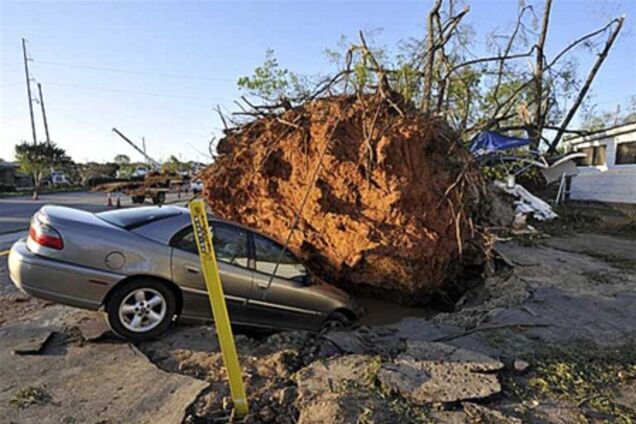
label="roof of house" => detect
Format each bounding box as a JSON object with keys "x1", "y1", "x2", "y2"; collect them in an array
[
  {"x1": 0, "y1": 162, "x2": 19, "y2": 171},
  {"x1": 564, "y1": 121, "x2": 636, "y2": 146}
]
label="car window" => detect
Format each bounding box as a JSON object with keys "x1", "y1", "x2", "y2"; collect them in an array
[
  {"x1": 253, "y1": 234, "x2": 307, "y2": 281},
  {"x1": 173, "y1": 224, "x2": 249, "y2": 268},
  {"x1": 97, "y1": 207, "x2": 181, "y2": 229}
]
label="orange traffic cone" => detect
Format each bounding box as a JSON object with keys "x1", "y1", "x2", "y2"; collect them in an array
[
  {"x1": 107, "y1": 193, "x2": 113, "y2": 207},
  {"x1": 116, "y1": 195, "x2": 121, "y2": 209}
]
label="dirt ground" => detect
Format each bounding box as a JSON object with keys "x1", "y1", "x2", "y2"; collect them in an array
[{"x1": 0, "y1": 204, "x2": 634, "y2": 423}]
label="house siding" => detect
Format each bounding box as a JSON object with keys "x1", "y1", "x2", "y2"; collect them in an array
[{"x1": 565, "y1": 123, "x2": 636, "y2": 204}]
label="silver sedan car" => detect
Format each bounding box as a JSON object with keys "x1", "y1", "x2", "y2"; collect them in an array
[{"x1": 9, "y1": 205, "x2": 361, "y2": 341}]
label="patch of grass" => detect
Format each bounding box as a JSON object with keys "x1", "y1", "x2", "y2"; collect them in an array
[
  {"x1": 483, "y1": 331, "x2": 507, "y2": 348},
  {"x1": 10, "y1": 386, "x2": 52, "y2": 408},
  {"x1": 363, "y1": 356, "x2": 382, "y2": 386},
  {"x1": 329, "y1": 358, "x2": 432, "y2": 423},
  {"x1": 502, "y1": 344, "x2": 636, "y2": 423},
  {"x1": 606, "y1": 220, "x2": 636, "y2": 240}
]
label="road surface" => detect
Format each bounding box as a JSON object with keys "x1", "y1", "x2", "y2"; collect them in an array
[{"x1": 0, "y1": 191, "x2": 187, "y2": 235}]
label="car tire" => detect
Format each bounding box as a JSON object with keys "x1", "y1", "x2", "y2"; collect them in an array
[
  {"x1": 152, "y1": 192, "x2": 166, "y2": 205},
  {"x1": 106, "y1": 279, "x2": 177, "y2": 342},
  {"x1": 320, "y1": 311, "x2": 351, "y2": 332}
]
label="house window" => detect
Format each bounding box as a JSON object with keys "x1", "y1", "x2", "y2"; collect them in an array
[
  {"x1": 575, "y1": 145, "x2": 606, "y2": 166},
  {"x1": 615, "y1": 141, "x2": 636, "y2": 165}
]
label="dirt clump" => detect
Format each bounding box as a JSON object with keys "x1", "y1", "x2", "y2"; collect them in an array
[{"x1": 201, "y1": 94, "x2": 489, "y2": 303}]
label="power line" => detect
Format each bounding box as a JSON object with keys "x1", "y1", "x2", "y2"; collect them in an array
[
  {"x1": 1, "y1": 107, "x2": 27, "y2": 126},
  {"x1": 0, "y1": 81, "x2": 23, "y2": 88},
  {"x1": 41, "y1": 80, "x2": 234, "y2": 102},
  {"x1": 34, "y1": 59, "x2": 236, "y2": 82}
]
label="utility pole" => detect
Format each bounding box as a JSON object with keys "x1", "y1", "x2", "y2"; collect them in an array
[
  {"x1": 22, "y1": 38, "x2": 37, "y2": 145},
  {"x1": 112, "y1": 128, "x2": 161, "y2": 169},
  {"x1": 37, "y1": 83, "x2": 51, "y2": 144},
  {"x1": 142, "y1": 137, "x2": 147, "y2": 165}
]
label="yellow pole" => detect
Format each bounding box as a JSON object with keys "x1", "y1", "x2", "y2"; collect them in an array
[{"x1": 188, "y1": 199, "x2": 248, "y2": 417}]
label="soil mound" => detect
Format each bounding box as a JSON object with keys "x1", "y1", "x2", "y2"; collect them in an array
[{"x1": 200, "y1": 94, "x2": 489, "y2": 303}]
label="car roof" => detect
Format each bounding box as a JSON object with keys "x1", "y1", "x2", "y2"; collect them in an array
[
  {"x1": 129, "y1": 205, "x2": 278, "y2": 245},
  {"x1": 97, "y1": 206, "x2": 184, "y2": 230}
]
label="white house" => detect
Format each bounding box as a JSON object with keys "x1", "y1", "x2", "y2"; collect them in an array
[{"x1": 564, "y1": 122, "x2": 636, "y2": 204}]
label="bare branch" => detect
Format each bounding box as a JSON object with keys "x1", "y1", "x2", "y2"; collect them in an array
[{"x1": 548, "y1": 16, "x2": 625, "y2": 152}]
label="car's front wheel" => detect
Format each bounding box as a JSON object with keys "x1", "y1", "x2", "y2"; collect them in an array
[
  {"x1": 106, "y1": 279, "x2": 177, "y2": 341},
  {"x1": 320, "y1": 311, "x2": 352, "y2": 332}
]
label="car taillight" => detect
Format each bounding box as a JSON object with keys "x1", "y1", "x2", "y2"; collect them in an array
[{"x1": 29, "y1": 219, "x2": 63, "y2": 250}]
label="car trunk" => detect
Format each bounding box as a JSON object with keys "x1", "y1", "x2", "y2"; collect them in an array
[{"x1": 27, "y1": 205, "x2": 127, "y2": 270}]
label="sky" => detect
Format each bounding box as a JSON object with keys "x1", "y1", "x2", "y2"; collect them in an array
[{"x1": 1, "y1": 0, "x2": 635, "y2": 164}]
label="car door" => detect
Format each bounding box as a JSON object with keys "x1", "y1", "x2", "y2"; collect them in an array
[
  {"x1": 248, "y1": 233, "x2": 324, "y2": 330},
  {"x1": 171, "y1": 223, "x2": 254, "y2": 324}
]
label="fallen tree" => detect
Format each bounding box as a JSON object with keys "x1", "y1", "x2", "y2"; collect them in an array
[
  {"x1": 199, "y1": 1, "x2": 625, "y2": 302},
  {"x1": 200, "y1": 93, "x2": 496, "y2": 303}
]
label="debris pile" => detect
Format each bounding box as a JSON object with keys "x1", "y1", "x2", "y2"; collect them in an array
[{"x1": 201, "y1": 94, "x2": 492, "y2": 302}]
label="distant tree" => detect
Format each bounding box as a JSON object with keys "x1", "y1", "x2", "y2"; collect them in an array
[
  {"x1": 113, "y1": 154, "x2": 131, "y2": 165},
  {"x1": 581, "y1": 95, "x2": 636, "y2": 131},
  {"x1": 113, "y1": 154, "x2": 133, "y2": 176},
  {"x1": 237, "y1": 49, "x2": 310, "y2": 102},
  {"x1": 14, "y1": 142, "x2": 70, "y2": 197},
  {"x1": 161, "y1": 155, "x2": 190, "y2": 173}
]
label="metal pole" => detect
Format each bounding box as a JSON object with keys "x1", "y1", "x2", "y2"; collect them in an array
[
  {"x1": 142, "y1": 137, "x2": 147, "y2": 166},
  {"x1": 112, "y1": 128, "x2": 161, "y2": 168},
  {"x1": 37, "y1": 83, "x2": 51, "y2": 144},
  {"x1": 22, "y1": 38, "x2": 37, "y2": 145}
]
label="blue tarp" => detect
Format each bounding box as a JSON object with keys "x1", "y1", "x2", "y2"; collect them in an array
[{"x1": 470, "y1": 131, "x2": 531, "y2": 156}]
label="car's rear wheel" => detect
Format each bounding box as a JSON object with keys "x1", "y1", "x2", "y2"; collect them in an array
[
  {"x1": 320, "y1": 311, "x2": 351, "y2": 332},
  {"x1": 106, "y1": 279, "x2": 177, "y2": 341}
]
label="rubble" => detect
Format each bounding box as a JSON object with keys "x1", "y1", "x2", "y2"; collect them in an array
[
  {"x1": 295, "y1": 354, "x2": 398, "y2": 424},
  {"x1": 513, "y1": 359, "x2": 530, "y2": 373},
  {"x1": 378, "y1": 340, "x2": 504, "y2": 404},
  {"x1": 201, "y1": 94, "x2": 491, "y2": 303},
  {"x1": 0, "y1": 314, "x2": 208, "y2": 424},
  {"x1": 462, "y1": 402, "x2": 522, "y2": 424},
  {"x1": 494, "y1": 181, "x2": 558, "y2": 221}
]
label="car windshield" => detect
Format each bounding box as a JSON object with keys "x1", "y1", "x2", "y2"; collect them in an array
[{"x1": 97, "y1": 207, "x2": 181, "y2": 229}]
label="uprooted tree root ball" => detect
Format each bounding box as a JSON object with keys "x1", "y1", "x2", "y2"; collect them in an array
[{"x1": 201, "y1": 94, "x2": 494, "y2": 303}]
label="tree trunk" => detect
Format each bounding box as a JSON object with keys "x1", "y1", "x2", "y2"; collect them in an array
[
  {"x1": 530, "y1": 0, "x2": 552, "y2": 149},
  {"x1": 421, "y1": 0, "x2": 442, "y2": 113}
]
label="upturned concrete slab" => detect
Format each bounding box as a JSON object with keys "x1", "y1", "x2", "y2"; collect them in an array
[
  {"x1": 0, "y1": 317, "x2": 208, "y2": 424},
  {"x1": 378, "y1": 340, "x2": 503, "y2": 404}
]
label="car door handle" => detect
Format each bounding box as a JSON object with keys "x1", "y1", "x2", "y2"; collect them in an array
[
  {"x1": 256, "y1": 282, "x2": 269, "y2": 290},
  {"x1": 185, "y1": 266, "x2": 200, "y2": 274}
]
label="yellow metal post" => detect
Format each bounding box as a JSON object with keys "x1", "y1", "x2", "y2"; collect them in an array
[{"x1": 188, "y1": 199, "x2": 248, "y2": 417}]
